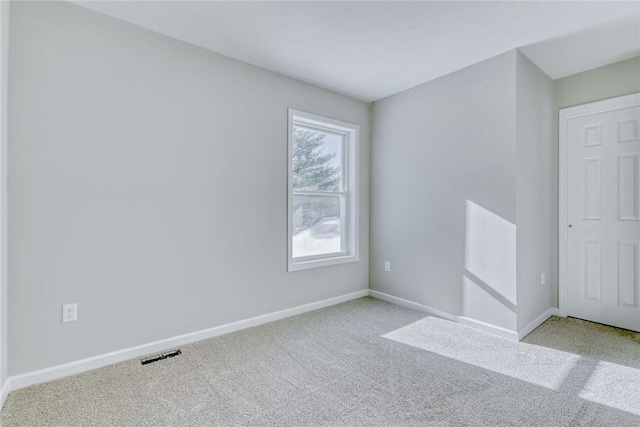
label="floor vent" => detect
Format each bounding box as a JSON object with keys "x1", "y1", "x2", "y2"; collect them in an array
[{"x1": 140, "y1": 349, "x2": 182, "y2": 365}]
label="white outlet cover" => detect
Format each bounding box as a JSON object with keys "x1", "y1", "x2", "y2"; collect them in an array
[
  {"x1": 63, "y1": 303, "x2": 77, "y2": 323},
  {"x1": 384, "y1": 261, "x2": 391, "y2": 272}
]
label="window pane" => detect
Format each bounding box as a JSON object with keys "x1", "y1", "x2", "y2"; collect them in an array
[
  {"x1": 292, "y1": 194, "x2": 342, "y2": 258},
  {"x1": 292, "y1": 126, "x2": 342, "y2": 192}
]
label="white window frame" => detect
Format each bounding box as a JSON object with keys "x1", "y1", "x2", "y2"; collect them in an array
[{"x1": 287, "y1": 109, "x2": 359, "y2": 272}]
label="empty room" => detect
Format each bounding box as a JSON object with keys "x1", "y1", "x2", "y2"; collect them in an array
[{"x1": 0, "y1": 0, "x2": 638, "y2": 425}]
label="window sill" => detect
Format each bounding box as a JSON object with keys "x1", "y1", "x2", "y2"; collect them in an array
[{"x1": 288, "y1": 253, "x2": 359, "y2": 272}]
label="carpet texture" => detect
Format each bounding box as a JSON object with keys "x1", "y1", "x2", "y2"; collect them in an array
[{"x1": 1, "y1": 297, "x2": 639, "y2": 426}]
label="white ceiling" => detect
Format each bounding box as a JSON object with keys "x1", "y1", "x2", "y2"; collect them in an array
[{"x1": 75, "y1": 1, "x2": 640, "y2": 102}]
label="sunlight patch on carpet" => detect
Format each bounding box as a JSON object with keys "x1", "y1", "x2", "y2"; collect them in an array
[
  {"x1": 383, "y1": 316, "x2": 640, "y2": 416},
  {"x1": 579, "y1": 360, "x2": 640, "y2": 415},
  {"x1": 383, "y1": 316, "x2": 579, "y2": 390}
]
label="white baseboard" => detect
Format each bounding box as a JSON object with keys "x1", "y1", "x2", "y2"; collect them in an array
[
  {"x1": 0, "y1": 380, "x2": 9, "y2": 410},
  {"x1": 5, "y1": 289, "x2": 369, "y2": 396},
  {"x1": 456, "y1": 315, "x2": 519, "y2": 341},
  {"x1": 368, "y1": 290, "x2": 458, "y2": 322},
  {"x1": 369, "y1": 290, "x2": 520, "y2": 341},
  {"x1": 517, "y1": 307, "x2": 558, "y2": 340}
]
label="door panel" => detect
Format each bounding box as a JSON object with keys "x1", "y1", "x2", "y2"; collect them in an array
[{"x1": 618, "y1": 241, "x2": 637, "y2": 308}]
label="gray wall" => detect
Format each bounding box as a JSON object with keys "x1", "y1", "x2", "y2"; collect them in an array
[
  {"x1": 8, "y1": 2, "x2": 370, "y2": 375},
  {"x1": 0, "y1": 0, "x2": 8, "y2": 387},
  {"x1": 515, "y1": 51, "x2": 554, "y2": 330},
  {"x1": 370, "y1": 51, "x2": 518, "y2": 331},
  {"x1": 555, "y1": 57, "x2": 640, "y2": 110},
  {"x1": 371, "y1": 50, "x2": 559, "y2": 334}
]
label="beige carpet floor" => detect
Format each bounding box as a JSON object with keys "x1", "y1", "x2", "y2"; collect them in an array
[{"x1": 1, "y1": 296, "x2": 639, "y2": 426}]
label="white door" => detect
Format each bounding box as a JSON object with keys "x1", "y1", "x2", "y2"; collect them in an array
[{"x1": 565, "y1": 97, "x2": 640, "y2": 332}]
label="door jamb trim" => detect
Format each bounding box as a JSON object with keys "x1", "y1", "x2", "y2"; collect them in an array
[{"x1": 558, "y1": 92, "x2": 640, "y2": 317}]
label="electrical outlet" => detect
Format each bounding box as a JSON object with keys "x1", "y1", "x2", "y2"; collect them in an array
[
  {"x1": 540, "y1": 273, "x2": 546, "y2": 286},
  {"x1": 62, "y1": 303, "x2": 77, "y2": 323},
  {"x1": 384, "y1": 261, "x2": 391, "y2": 272}
]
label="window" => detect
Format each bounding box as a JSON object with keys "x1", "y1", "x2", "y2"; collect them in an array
[{"x1": 288, "y1": 109, "x2": 359, "y2": 271}]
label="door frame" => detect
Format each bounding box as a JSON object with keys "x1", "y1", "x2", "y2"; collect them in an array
[{"x1": 558, "y1": 92, "x2": 640, "y2": 317}]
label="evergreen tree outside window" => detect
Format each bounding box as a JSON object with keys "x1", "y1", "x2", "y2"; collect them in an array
[{"x1": 287, "y1": 110, "x2": 359, "y2": 271}]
